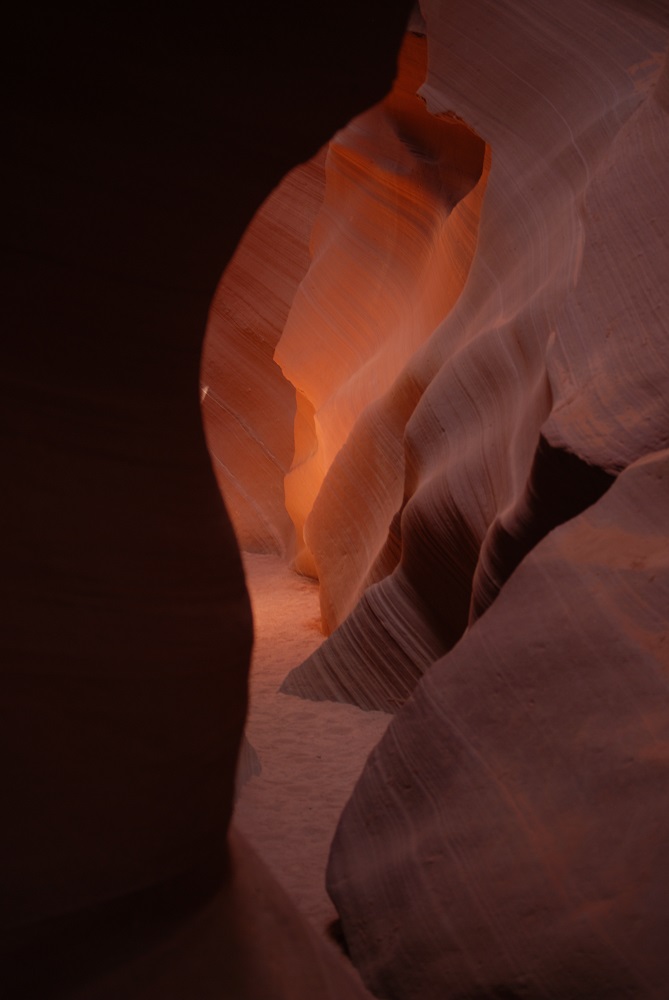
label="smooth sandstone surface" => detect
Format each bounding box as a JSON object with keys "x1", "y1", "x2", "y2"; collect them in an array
[
  {"x1": 280, "y1": 1, "x2": 669, "y2": 712},
  {"x1": 201, "y1": 150, "x2": 326, "y2": 557},
  {"x1": 328, "y1": 449, "x2": 669, "y2": 998},
  {"x1": 6, "y1": 0, "x2": 668, "y2": 995},
  {"x1": 198, "y1": 1, "x2": 669, "y2": 996},
  {"x1": 276, "y1": 29, "x2": 489, "y2": 587}
]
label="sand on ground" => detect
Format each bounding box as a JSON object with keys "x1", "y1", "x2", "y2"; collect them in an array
[{"x1": 233, "y1": 552, "x2": 391, "y2": 933}]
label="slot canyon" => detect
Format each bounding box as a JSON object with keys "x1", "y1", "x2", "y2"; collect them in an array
[{"x1": 3, "y1": 1, "x2": 669, "y2": 997}]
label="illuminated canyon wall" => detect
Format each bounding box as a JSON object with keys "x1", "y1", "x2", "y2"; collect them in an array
[
  {"x1": 201, "y1": 151, "x2": 326, "y2": 557},
  {"x1": 205, "y1": 0, "x2": 669, "y2": 996},
  {"x1": 279, "y1": 2, "x2": 669, "y2": 710}
]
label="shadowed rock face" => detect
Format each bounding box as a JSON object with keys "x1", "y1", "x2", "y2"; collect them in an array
[
  {"x1": 328, "y1": 449, "x2": 669, "y2": 999},
  {"x1": 1, "y1": 2, "x2": 410, "y2": 995}
]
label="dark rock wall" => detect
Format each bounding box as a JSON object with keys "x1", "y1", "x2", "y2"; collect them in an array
[{"x1": 1, "y1": 3, "x2": 411, "y2": 994}]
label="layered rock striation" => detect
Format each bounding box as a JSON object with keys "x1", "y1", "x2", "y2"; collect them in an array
[
  {"x1": 201, "y1": 1, "x2": 669, "y2": 996},
  {"x1": 276, "y1": 29, "x2": 489, "y2": 587},
  {"x1": 279, "y1": 0, "x2": 669, "y2": 712},
  {"x1": 328, "y1": 448, "x2": 669, "y2": 998},
  {"x1": 201, "y1": 151, "x2": 326, "y2": 557}
]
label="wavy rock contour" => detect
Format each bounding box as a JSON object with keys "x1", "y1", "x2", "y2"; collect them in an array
[
  {"x1": 328, "y1": 448, "x2": 669, "y2": 998},
  {"x1": 281, "y1": 0, "x2": 669, "y2": 713}
]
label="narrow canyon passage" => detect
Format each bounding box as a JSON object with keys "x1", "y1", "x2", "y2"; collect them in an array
[
  {"x1": 4, "y1": 0, "x2": 667, "y2": 994},
  {"x1": 233, "y1": 553, "x2": 391, "y2": 931}
]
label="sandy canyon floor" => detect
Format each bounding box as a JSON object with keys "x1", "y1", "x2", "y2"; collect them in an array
[{"x1": 233, "y1": 553, "x2": 391, "y2": 933}]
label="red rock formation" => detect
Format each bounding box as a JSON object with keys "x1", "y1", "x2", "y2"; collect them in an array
[
  {"x1": 275, "y1": 2, "x2": 668, "y2": 996},
  {"x1": 196, "y1": 1, "x2": 669, "y2": 995},
  {"x1": 276, "y1": 30, "x2": 489, "y2": 588},
  {"x1": 11, "y1": 0, "x2": 665, "y2": 993},
  {"x1": 281, "y1": 1, "x2": 669, "y2": 714},
  {"x1": 200, "y1": 151, "x2": 326, "y2": 557},
  {"x1": 328, "y1": 448, "x2": 669, "y2": 998}
]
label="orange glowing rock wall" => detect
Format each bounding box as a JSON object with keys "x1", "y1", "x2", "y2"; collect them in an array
[
  {"x1": 201, "y1": 153, "x2": 326, "y2": 557},
  {"x1": 281, "y1": 3, "x2": 669, "y2": 712},
  {"x1": 275, "y1": 32, "x2": 488, "y2": 588}
]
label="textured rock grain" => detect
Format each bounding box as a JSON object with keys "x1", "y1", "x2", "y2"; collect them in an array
[
  {"x1": 328, "y1": 449, "x2": 669, "y2": 999},
  {"x1": 201, "y1": 152, "x2": 326, "y2": 556},
  {"x1": 282, "y1": 0, "x2": 669, "y2": 713}
]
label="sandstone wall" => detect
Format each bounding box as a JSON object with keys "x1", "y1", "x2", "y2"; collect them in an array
[
  {"x1": 203, "y1": 1, "x2": 669, "y2": 995},
  {"x1": 2, "y1": 2, "x2": 411, "y2": 994},
  {"x1": 280, "y1": 3, "x2": 669, "y2": 714}
]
